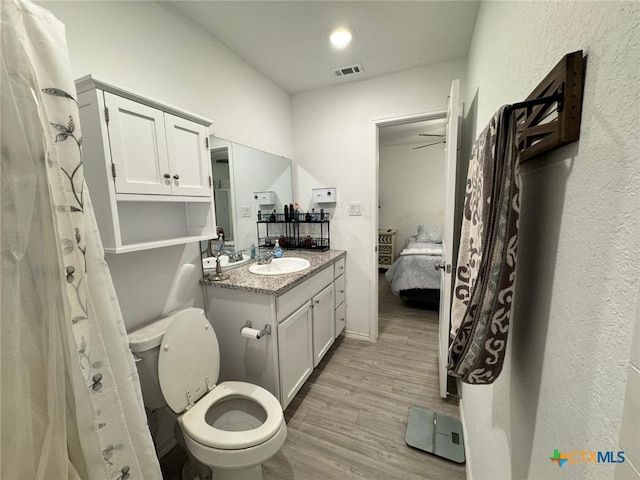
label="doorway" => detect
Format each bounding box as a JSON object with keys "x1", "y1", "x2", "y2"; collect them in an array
[{"x1": 372, "y1": 110, "x2": 447, "y2": 341}]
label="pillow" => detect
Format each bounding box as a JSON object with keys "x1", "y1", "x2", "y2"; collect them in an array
[{"x1": 417, "y1": 224, "x2": 443, "y2": 243}]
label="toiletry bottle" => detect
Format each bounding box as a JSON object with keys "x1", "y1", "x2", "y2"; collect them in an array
[
  {"x1": 257, "y1": 210, "x2": 261, "y2": 221},
  {"x1": 305, "y1": 210, "x2": 311, "y2": 221},
  {"x1": 278, "y1": 235, "x2": 287, "y2": 247},
  {"x1": 284, "y1": 204, "x2": 289, "y2": 222},
  {"x1": 289, "y1": 204, "x2": 294, "y2": 222},
  {"x1": 311, "y1": 208, "x2": 316, "y2": 221},
  {"x1": 250, "y1": 243, "x2": 256, "y2": 259},
  {"x1": 270, "y1": 209, "x2": 276, "y2": 222},
  {"x1": 272, "y1": 244, "x2": 283, "y2": 258},
  {"x1": 320, "y1": 208, "x2": 325, "y2": 220}
]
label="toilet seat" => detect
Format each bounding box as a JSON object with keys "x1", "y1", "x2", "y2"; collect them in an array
[{"x1": 181, "y1": 381, "x2": 284, "y2": 450}]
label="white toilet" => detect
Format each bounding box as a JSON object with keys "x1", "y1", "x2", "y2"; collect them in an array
[{"x1": 128, "y1": 307, "x2": 286, "y2": 480}]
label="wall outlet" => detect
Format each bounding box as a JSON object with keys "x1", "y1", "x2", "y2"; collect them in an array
[
  {"x1": 241, "y1": 206, "x2": 252, "y2": 217},
  {"x1": 348, "y1": 202, "x2": 362, "y2": 216}
]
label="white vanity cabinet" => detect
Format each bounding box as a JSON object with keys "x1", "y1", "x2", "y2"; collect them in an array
[
  {"x1": 334, "y1": 257, "x2": 346, "y2": 337},
  {"x1": 276, "y1": 266, "x2": 334, "y2": 404},
  {"x1": 76, "y1": 75, "x2": 216, "y2": 253},
  {"x1": 205, "y1": 255, "x2": 344, "y2": 410}
]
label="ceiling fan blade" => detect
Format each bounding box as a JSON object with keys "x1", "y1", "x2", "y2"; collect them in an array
[{"x1": 412, "y1": 140, "x2": 446, "y2": 150}]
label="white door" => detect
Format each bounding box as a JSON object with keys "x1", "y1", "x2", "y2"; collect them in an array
[
  {"x1": 104, "y1": 92, "x2": 171, "y2": 195},
  {"x1": 438, "y1": 79, "x2": 461, "y2": 399},
  {"x1": 278, "y1": 303, "x2": 313, "y2": 409},
  {"x1": 312, "y1": 284, "x2": 335, "y2": 367},
  {"x1": 165, "y1": 113, "x2": 211, "y2": 197}
]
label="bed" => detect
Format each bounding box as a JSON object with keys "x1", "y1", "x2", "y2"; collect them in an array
[{"x1": 385, "y1": 225, "x2": 443, "y2": 306}]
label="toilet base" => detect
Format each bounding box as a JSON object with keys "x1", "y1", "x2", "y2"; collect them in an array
[{"x1": 210, "y1": 465, "x2": 262, "y2": 480}]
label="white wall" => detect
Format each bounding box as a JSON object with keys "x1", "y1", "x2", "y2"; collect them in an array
[
  {"x1": 460, "y1": 2, "x2": 640, "y2": 479},
  {"x1": 292, "y1": 59, "x2": 466, "y2": 337},
  {"x1": 41, "y1": 1, "x2": 293, "y2": 330},
  {"x1": 379, "y1": 143, "x2": 445, "y2": 249}
]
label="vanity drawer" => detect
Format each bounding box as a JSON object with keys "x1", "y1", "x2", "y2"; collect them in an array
[
  {"x1": 334, "y1": 257, "x2": 345, "y2": 279},
  {"x1": 277, "y1": 266, "x2": 333, "y2": 322},
  {"x1": 334, "y1": 274, "x2": 346, "y2": 308},
  {"x1": 335, "y1": 301, "x2": 346, "y2": 338}
]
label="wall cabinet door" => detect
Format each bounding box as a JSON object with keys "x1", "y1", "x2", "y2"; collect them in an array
[
  {"x1": 165, "y1": 113, "x2": 210, "y2": 197},
  {"x1": 105, "y1": 92, "x2": 172, "y2": 195},
  {"x1": 312, "y1": 284, "x2": 335, "y2": 367},
  {"x1": 278, "y1": 302, "x2": 313, "y2": 409}
]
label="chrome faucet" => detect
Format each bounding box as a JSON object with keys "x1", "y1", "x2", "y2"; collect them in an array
[
  {"x1": 257, "y1": 251, "x2": 275, "y2": 265},
  {"x1": 226, "y1": 250, "x2": 244, "y2": 263}
]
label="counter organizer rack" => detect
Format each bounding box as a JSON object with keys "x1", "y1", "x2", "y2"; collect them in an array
[{"x1": 257, "y1": 211, "x2": 330, "y2": 252}]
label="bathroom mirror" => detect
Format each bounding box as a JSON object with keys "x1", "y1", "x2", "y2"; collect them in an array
[{"x1": 200, "y1": 137, "x2": 294, "y2": 268}]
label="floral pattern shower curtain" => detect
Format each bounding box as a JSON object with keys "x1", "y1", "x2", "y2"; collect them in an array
[{"x1": 1, "y1": 1, "x2": 161, "y2": 478}]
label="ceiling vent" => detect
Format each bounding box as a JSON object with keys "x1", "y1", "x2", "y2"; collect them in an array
[{"x1": 332, "y1": 63, "x2": 364, "y2": 77}]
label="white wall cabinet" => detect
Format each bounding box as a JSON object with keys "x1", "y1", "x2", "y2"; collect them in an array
[
  {"x1": 76, "y1": 75, "x2": 216, "y2": 253},
  {"x1": 278, "y1": 303, "x2": 313, "y2": 408}
]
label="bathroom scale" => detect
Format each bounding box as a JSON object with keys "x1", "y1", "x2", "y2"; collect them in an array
[{"x1": 405, "y1": 407, "x2": 465, "y2": 464}]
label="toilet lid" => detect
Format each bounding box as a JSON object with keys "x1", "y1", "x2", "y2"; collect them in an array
[{"x1": 158, "y1": 309, "x2": 220, "y2": 413}]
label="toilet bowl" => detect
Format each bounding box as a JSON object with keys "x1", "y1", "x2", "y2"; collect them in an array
[{"x1": 128, "y1": 308, "x2": 286, "y2": 480}]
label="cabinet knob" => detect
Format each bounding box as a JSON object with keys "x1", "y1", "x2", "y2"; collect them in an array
[
  {"x1": 163, "y1": 173, "x2": 171, "y2": 179},
  {"x1": 173, "y1": 174, "x2": 180, "y2": 180},
  {"x1": 340, "y1": 290, "x2": 344, "y2": 294},
  {"x1": 315, "y1": 300, "x2": 320, "y2": 304}
]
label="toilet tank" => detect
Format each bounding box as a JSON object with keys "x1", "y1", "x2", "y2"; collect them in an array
[{"x1": 128, "y1": 308, "x2": 203, "y2": 409}]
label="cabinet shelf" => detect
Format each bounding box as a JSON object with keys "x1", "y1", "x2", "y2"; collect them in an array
[
  {"x1": 104, "y1": 234, "x2": 214, "y2": 254},
  {"x1": 116, "y1": 193, "x2": 213, "y2": 203}
]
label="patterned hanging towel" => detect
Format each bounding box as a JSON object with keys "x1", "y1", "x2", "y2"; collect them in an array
[{"x1": 448, "y1": 106, "x2": 521, "y2": 384}]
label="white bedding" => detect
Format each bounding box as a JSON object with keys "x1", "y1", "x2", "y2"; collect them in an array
[
  {"x1": 385, "y1": 242, "x2": 442, "y2": 295},
  {"x1": 400, "y1": 243, "x2": 443, "y2": 256}
]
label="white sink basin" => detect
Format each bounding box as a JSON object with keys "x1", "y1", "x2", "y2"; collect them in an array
[
  {"x1": 203, "y1": 255, "x2": 252, "y2": 270},
  {"x1": 249, "y1": 257, "x2": 311, "y2": 276}
]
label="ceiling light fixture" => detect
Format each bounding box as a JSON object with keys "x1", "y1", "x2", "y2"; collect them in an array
[{"x1": 329, "y1": 27, "x2": 354, "y2": 48}]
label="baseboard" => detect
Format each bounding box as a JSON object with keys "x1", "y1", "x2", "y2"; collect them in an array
[
  {"x1": 459, "y1": 399, "x2": 473, "y2": 480},
  {"x1": 343, "y1": 331, "x2": 373, "y2": 342}
]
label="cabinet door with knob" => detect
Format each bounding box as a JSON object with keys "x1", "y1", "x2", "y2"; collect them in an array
[
  {"x1": 105, "y1": 92, "x2": 172, "y2": 195},
  {"x1": 312, "y1": 284, "x2": 335, "y2": 367},
  {"x1": 278, "y1": 302, "x2": 314, "y2": 409},
  {"x1": 105, "y1": 94, "x2": 210, "y2": 198},
  {"x1": 165, "y1": 113, "x2": 210, "y2": 197}
]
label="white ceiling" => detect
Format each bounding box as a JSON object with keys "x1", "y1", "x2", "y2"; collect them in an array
[{"x1": 165, "y1": 1, "x2": 480, "y2": 94}]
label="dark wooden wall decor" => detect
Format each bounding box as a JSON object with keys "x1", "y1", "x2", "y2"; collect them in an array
[{"x1": 506, "y1": 50, "x2": 585, "y2": 163}]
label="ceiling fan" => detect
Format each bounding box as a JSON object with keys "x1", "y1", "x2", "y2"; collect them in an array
[{"x1": 412, "y1": 133, "x2": 446, "y2": 150}]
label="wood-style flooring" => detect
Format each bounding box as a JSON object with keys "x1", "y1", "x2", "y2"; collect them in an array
[
  {"x1": 160, "y1": 275, "x2": 465, "y2": 479},
  {"x1": 261, "y1": 274, "x2": 465, "y2": 480}
]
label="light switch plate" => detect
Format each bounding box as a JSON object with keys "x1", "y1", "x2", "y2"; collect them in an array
[
  {"x1": 348, "y1": 202, "x2": 362, "y2": 216},
  {"x1": 241, "y1": 206, "x2": 252, "y2": 217}
]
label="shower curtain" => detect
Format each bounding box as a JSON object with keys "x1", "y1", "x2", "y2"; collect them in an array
[{"x1": 1, "y1": 1, "x2": 162, "y2": 478}]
